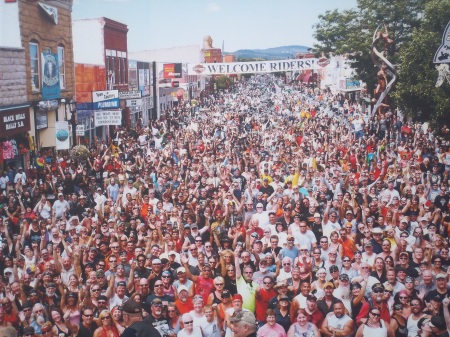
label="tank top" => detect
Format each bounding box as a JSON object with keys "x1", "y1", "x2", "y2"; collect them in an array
[
  {"x1": 327, "y1": 314, "x2": 352, "y2": 337},
  {"x1": 393, "y1": 317, "x2": 408, "y2": 337},
  {"x1": 55, "y1": 323, "x2": 71, "y2": 337},
  {"x1": 362, "y1": 320, "x2": 387, "y2": 337},
  {"x1": 407, "y1": 314, "x2": 424, "y2": 337}
]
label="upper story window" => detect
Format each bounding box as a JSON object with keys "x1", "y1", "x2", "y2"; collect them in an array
[
  {"x1": 58, "y1": 45, "x2": 65, "y2": 89},
  {"x1": 29, "y1": 41, "x2": 40, "y2": 91}
]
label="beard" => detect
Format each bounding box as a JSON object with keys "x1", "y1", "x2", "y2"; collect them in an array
[
  {"x1": 36, "y1": 315, "x2": 45, "y2": 325},
  {"x1": 374, "y1": 294, "x2": 383, "y2": 303}
]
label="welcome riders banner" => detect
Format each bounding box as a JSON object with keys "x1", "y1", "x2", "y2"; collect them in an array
[{"x1": 188, "y1": 58, "x2": 317, "y2": 75}]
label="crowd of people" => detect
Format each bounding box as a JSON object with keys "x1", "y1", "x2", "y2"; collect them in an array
[{"x1": 0, "y1": 74, "x2": 449, "y2": 337}]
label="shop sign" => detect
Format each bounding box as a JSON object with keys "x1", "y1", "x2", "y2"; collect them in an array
[
  {"x1": 0, "y1": 107, "x2": 30, "y2": 137},
  {"x1": 92, "y1": 90, "x2": 119, "y2": 110},
  {"x1": 55, "y1": 121, "x2": 70, "y2": 150},
  {"x1": 76, "y1": 125, "x2": 85, "y2": 136},
  {"x1": 119, "y1": 90, "x2": 141, "y2": 99},
  {"x1": 94, "y1": 110, "x2": 122, "y2": 126},
  {"x1": 126, "y1": 98, "x2": 143, "y2": 108}
]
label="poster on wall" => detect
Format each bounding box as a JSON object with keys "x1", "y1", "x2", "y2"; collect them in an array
[
  {"x1": 41, "y1": 52, "x2": 60, "y2": 100},
  {"x1": 35, "y1": 109, "x2": 48, "y2": 130},
  {"x1": 55, "y1": 121, "x2": 70, "y2": 150}
]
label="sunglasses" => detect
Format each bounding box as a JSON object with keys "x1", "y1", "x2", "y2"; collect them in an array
[{"x1": 370, "y1": 312, "x2": 380, "y2": 317}]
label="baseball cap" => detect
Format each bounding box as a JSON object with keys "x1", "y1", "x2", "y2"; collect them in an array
[
  {"x1": 429, "y1": 316, "x2": 446, "y2": 330},
  {"x1": 232, "y1": 294, "x2": 243, "y2": 301},
  {"x1": 314, "y1": 213, "x2": 321, "y2": 218},
  {"x1": 121, "y1": 299, "x2": 141, "y2": 314},
  {"x1": 177, "y1": 285, "x2": 188, "y2": 294},
  {"x1": 117, "y1": 281, "x2": 127, "y2": 287},
  {"x1": 372, "y1": 283, "x2": 384, "y2": 292},
  {"x1": 151, "y1": 298, "x2": 162, "y2": 306},
  {"x1": 339, "y1": 273, "x2": 349, "y2": 281},
  {"x1": 436, "y1": 273, "x2": 446, "y2": 280},
  {"x1": 323, "y1": 282, "x2": 334, "y2": 289},
  {"x1": 230, "y1": 311, "x2": 256, "y2": 326},
  {"x1": 222, "y1": 290, "x2": 231, "y2": 298},
  {"x1": 306, "y1": 294, "x2": 317, "y2": 302},
  {"x1": 96, "y1": 270, "x2": 105, "y2": 278},
  {"x1": 177, "y1": 267, "x2": 186, "y2": 274}
]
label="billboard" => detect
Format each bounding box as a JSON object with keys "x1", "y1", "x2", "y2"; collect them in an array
[{"x1": 163, "y1": 63, "x2": 182, "y2": 79}]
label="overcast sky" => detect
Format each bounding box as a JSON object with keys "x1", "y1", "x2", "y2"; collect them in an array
[{"x1": 73, "y1": 0, "x2": 358, "y2": 52}]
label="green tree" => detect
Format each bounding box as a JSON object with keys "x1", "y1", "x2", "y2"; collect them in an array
[
  {"x1": 394, "y1": 0, "x2": 450, "y2": 131},
  {"x1": 313, "y1": 0, "x2": 425, "y2": 92},
  {"x1": 215, "y1": 75, "x2": 232, "y2": 90}
]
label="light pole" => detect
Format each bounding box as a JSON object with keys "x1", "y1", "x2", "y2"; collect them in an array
[{"x1": 67, "y1": 99, "x2": 77, "y2": 145}]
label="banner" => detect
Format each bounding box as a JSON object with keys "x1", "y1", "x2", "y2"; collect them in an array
[
  {"x1": 433, "y1": 21, "x2": 450, "y2": 64},
  {"x1": 92, "y1": 90, "x2": 119, "y2": 109},
  {"x1": 95, "y1": 110, "x2": 122, "y2": 126},
  {"x1": 55, "y1": 121, "x2": 70, "y2": 150},
  {"x1": 188, "y1": 58, "x2": 317, "y2": 75},
  {"x1": 41, "y1": 52, "x2": 60, "y2": 100},
  {"x1": 163, "y1": 63, "x2": 182, "y2": 78}
]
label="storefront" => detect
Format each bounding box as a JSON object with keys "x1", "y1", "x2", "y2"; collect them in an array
[{"x1": 0, "y1": 104, "x2": 33, "y2": 171}]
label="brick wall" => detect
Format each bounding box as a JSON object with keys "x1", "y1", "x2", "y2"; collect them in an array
[
  {"x1": 18, "y1": 0, "x2": 75, "y2": 102},
  {"x1": 0, "y1": 48, "x2": 27, "y2": 106}
]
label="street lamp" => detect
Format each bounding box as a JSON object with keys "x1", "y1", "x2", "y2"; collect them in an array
[{"x1": 68, "y1": 99, "x2": 77, "y2": 145}]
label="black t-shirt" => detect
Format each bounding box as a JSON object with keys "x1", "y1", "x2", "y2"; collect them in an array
[
  {"x1": 120, "y1": 322, "x2": 161, "y2": 337},
  {"x1": 76, "y1": 322, "x2": 98, "y2": 337},
  {"x1": 143, "y1": 315, "x2": 172, "y2": 337}
]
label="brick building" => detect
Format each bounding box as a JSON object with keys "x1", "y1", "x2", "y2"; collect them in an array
[
  {"x1": 0, "y1": 0, "x2": 75, "y2": 170},
  {"x1": 19, "y1": 0, "x2": 76, "y2": 149},
  {"x1": 72, "y1": 18, "x2": 129, "y2": 143}
]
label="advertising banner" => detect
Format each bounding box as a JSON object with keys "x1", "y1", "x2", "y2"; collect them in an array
[
  {"x1": 188, "y1": 58, "x2": 317, "y2": 75},
  {"x1": 55, "y1": 121, "x2": 70, "y2": 150},
  {"x1": 163, "y1": 63, "x2": 182, "y2": 78},
  {"x1": 0, "y1": 107, "x2": 30, "y2": 137},
  {"x1": 41, "y1": 52, "x2": 60, "y2": 100},
  {"x1": 92, "y1": 90, "x2": 119, "y2": 109},
  {"x1": 94, "y1": 110, "x2": 122, "y2": 126}
]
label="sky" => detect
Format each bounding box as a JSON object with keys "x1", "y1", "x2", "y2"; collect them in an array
[{"x1": 72, "y1": 0, "x2": 358, "y2": 53}]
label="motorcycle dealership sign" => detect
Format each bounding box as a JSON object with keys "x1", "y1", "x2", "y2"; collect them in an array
[{"x1": 188, "y1": 58, "x2": 318, "y2": 75}]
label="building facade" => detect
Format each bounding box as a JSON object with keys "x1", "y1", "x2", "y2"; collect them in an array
[
  {"x1": 73, "y1": 17, "x2": 129, "y2": 144},
  {"x1": 0, "y1": 0, "x2": 75, "y2": 170}
]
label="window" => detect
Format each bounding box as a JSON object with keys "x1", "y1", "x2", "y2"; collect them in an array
[
  {"x1": 58, "y1": 45, "x2": 65, "y2": 89},
  {"x1": 29, "y1": 41, "x2": 40, "y2": 91},
  {"x1": 118, "y1": 57, "x2": 122, "y2": 84}
]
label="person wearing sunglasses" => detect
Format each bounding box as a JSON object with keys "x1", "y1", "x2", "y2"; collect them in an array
[
  {"x1": 93, "y1": 310, "x2": 120, "y2": 337},
  {"x1": 356, "y1": 283, "x2": 390, "y2": 326},
  {"x1": 178, "y1": 313, "x2": 201, "y2": 337},
  {"x1": 355, "y1": 306, "x2": 390, "y2": 337},
  {"x1": 77, "y1": 308, "x2": 98, "y2": 337}
]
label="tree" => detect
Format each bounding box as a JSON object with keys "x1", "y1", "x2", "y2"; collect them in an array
[
  {"x1": 313, "y1": 0, "x2": 425, "y2": 92},
  {"x1": 394, "y1": 0, "x2": 450, "y2": 132}
]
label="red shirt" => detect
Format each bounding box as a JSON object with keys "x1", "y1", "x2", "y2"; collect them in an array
[
  {"x1": 255, "y1": 288, "x2": 277, "y2": 322},
  {"x1": 175, "y1": 298, "x2": 194, "y2": 314},
  {"x1": 195, "y1": 276, "x2": 215, "y2": 306}
]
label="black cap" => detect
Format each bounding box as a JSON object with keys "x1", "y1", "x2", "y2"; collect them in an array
[
  {"x1": 430, "y1": 316, "x2": 447, "y2": 330},
  {"x1": 117, "y1": 281, "x2": 127, "y2": 287},
  {"x1": 372, "y1": 283, "x2": 384, "y2": 291},
  {"x1": 98, "y1": 295, "x2": 108, "y2": 301},
  {"x1": 122, "y1": 298, "x2": 141, "y2": 314},
  {"x1": 306, "y1": 294, "x2": 317, "y2": 302}
]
